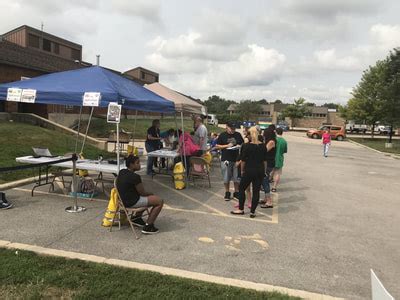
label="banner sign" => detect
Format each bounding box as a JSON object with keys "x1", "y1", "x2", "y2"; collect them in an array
[
  {"x1": 6, "y1": 88, "x2": 22, "y2": 102},
  {"x1": 21, "y1": 89, "x2": 36, "y2": 103},
  {"x1": 107, "y1": 102, "x2": 122, "y2": 124},
  {"x1": 83, "y1": 92, "x2": 101, "y2": 107}
]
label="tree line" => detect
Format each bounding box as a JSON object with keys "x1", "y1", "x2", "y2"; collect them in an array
[
  {"x1": 203, "y1": 95, "x2": 339, "y2": 125},
  {"x1": 340, "y1": 48, "x2": 400, "y2": 140}
]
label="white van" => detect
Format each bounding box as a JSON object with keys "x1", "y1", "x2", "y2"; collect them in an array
[{"x1": 207, "y1": 114, "x2": 218, "y2": 126}]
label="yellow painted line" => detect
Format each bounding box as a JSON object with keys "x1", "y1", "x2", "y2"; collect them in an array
[
  {"x1": 151, "y1": 180, "x2": 228, "y2": 216},
  {"x1": 0, "y1": 240, "x2": 344, "y2": 300},
  {"x1": 271, "y1": 193, "x2": 279, "y2": 223},
  {"x1": 13, "y1": 187, "x2": 275, "y2": 224},
  {"x1": 198, "y1": 186, "x2": 277, "y2": 223}
]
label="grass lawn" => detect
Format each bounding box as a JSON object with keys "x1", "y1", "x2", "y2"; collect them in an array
[
  {"x1": 80, "y1": 117, "x2": 223, "y2": 139},
  {"x1": 0, "y1": 120, "x2": 111, "y2": 183},
  {"x1": 349, "y1": 137, "x2": 400, "y2": 155},
  {"x1": 0, "y1": 248, "x2": 298, "y2": 299}
]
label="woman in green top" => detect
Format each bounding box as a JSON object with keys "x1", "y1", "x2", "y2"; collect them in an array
[{"x1": 271, "y1": 128, "x2": 287, "y2": 192}]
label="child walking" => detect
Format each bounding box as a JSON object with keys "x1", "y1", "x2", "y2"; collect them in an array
[{"x1": 322, "y1": 129, "x2": 331, "y2": 157}]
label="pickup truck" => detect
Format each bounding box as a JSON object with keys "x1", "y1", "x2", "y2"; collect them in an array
[{"x1": 345, "y1": 124, "x2": 368, "y2": 134}]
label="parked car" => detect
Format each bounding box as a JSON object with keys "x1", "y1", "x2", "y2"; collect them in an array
[
  {"x1": 375, "y1": 125, "x2": 391, "y2": 135},
  {"x1": 307, "y1": 125, "x2": 346, "y2": 141},
  {"x1": 277, "y1": 122, "x2": 289, "y2": 131},
  {"x1": 207, "y1": 114, "x2": 218, "y2": 126},
  {"x1": 242, "y1": 121, "x2": 256, "y2": 128},
  {"x1": 345, "y1": 123, "x2": 368, "y2": 134},
  {"x1": 258, "y1": 121, "x2": 272, "y2": 130}
]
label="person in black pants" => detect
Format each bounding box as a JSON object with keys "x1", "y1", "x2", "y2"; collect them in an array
[
  {"x1": 0, "y1": 192, "x2": 13, "y2": 209},
  {"x1": 231, "y1": 127, "x2": 266, "y2": 218},
  {"x1": 145, "y1": 119, "x2": 162, "y2": 175}
]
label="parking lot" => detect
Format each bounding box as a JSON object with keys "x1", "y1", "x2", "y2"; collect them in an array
[{"x1": 1, "y1": 131, "x2": 399, "y2": 299}]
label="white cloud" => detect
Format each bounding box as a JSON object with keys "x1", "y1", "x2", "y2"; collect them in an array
[
  {"x1": 370, "y1": 24, "x2": 400, "y2": 50},
  {"x1": 284, "y1": 0, "x2": 380, "y2": 20},
  {"x1": 314, "y1": 49, "x2": 361, "y2": 71},
  {"x1": 104, "y1": 0, "x2": 162, "y2": 24}
]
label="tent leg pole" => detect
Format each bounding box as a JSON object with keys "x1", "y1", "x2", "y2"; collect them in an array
[
  {"x1": 180, "y1": 111, "x2": 189, "y2": 187},
  {"x1": 117, "y1": 122, "x2": 120, "y2": 173},
  {"x1": 132, "y1": 110, "x2": 138, "y2": 147},
  {"x1": 80, "y1": 107, "x2": 94, "y2": 154},
  {"x1": 74, "y1": 106, "x2": 83, "y2": 153},
  {"x1": 65, "y1": 154, "x2": 86, "y2": 213}
]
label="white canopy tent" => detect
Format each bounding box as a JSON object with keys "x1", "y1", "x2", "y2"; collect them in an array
[{"x1": 144, "y1": 82, "x2": 204, "y2": 115}]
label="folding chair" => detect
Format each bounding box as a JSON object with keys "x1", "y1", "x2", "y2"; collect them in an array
[
  {"x1": 110, "y1": 179, "x2": 150, "y2": 239},
  {"x1": 189, "y1": 157, "x2": 211, "y2": 187},
  {"x1": 49, "y1": 153, "x2": 74, "y2": 192}
]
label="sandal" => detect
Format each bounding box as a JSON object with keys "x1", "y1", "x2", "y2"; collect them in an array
[
  {"x1": 230, "y1": 210, "x2": 244, "y2": 215},
  {"x1": 271, "y1": 188, "x2": 277, "y2": 193},
  {"x1": 260, "y1": 204, "x2": 273, "y2": 208}
]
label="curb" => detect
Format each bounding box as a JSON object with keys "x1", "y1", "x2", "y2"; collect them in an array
[
  {"x1": 348, "y1": 139, "x2": 400, "y2": 159},
  {"x1": 0, "y1": 240, "x2": 344, "y2": 300},
  {"x1": 0, "y1": 176, "x2": 40, "y2": 191}
]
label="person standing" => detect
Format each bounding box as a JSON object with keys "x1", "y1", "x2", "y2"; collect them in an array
[
  {"x1": 216, "y1": 122, "x2": 244, "y2": 200},
  {"x1": 193, "y1": 116, "x2": 208, "y2": 153},
  {"x1": 0, "y1": 192, "x2": 13, "y2": 209},
  {"x1": 231, "y1": 127, "x2": 266, "y2": 218},
  {"x1": 145, "y1": 119, "x2": 161, "y2": 176},
  {"x1": 271, "y1": 127, "x2": 287, "y2": 193},
  {"x1": 322, "y1": 129, "x2": 331, "y2": 157},
  {"x1": 260, "y1": 127, "x2": 276, "y2": 208}
]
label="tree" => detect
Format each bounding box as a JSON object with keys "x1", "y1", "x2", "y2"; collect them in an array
[
  {"x1": 349, "y1": 60, "x2": 387, "y2": 137},
  {"x1": 257, "y1": 99, "x2": 268, "y2": 105},
  {"x1": 281, "y1": 97, "x2": 311, "y2": 128},
  {"x1": 380, "y1": 48, "x2": 400, "y2": 142},
  {"x1": 203, "y1": 95, "x2": 235, "y2": 115},
  {"x1": 323, "y1": 103, "x2": 340, "y2": 110},
  {"x1": 236, "y1": 100, "x2": 261, "y2": 121},
  {"x1": 274, "y1": 99, "x2": 283, "y2": 104}
]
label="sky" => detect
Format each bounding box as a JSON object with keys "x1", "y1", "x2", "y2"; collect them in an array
[{"x1": 1, "y1": 0, "x2": 400, "y2": 104}]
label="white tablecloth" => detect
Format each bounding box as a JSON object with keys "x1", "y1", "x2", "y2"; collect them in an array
[
  {"x1": 16, "y1": 156, "x2": 125, "y2": 174},
  {"x1": 147, "y1": 150, "x2": 179, "y2": 159}
]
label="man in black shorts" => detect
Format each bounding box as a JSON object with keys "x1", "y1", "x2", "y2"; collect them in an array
[
  {"x1": 116, "y1": 155, "x2": 163, "y2": 234},
  {"x1": 216, "y1": 122, "x2": 244, "y2": 200}
]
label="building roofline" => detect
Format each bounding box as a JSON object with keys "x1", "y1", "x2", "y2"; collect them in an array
[
  {"x1": 124, "y1": 66, "x2": 159, "y2": 76},
  {"x1": 2, "y1": 24, "x2": 82, "y2": 49}
]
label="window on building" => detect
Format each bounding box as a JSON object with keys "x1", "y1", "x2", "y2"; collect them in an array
[
  {"x1": 53, "y1": 43, "x2": 59, "y2": 54},
  {"x1": 28, "y1": 34, "x2": 40, "y2": 48},
  {"x1": 65, "y1": 105, "x2": 74, "y2": 112},
  {"x1": 141, "y1": 71, "x2": 146, "y2": 80},
  {"x1": 71, "y1": 49, "x2": 80, "y2": 60},
  {"x1": 43, "y1": 39, "x2": 51, "y2": 52}
]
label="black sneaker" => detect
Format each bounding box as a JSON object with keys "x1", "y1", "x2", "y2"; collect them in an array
[
  {"x1": 233, "y1": 192, "x2": 240, "y2": 200},
  {"x1": 224, "y1": 192, "x2": 231, "y2": 201},
  {"x1": 0, "y1": 201, "x2": 13, "y2": 210},
  {"x1": 142, "y1": 224, "x2": 159, "y2": 235},
  {"x1": 131, "y1": 217, "x2": 146, "y2": 228}
]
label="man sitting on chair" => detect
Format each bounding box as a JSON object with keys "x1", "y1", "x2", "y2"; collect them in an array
[{"x1": 116, "y1": 155, "x2": 164, "y2": 234}]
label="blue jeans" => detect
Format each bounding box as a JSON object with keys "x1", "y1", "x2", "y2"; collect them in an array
[
  {"x1": 145, "y1": 142, "x2": 157, "y2": 175},
  {"x1": 261, "y1": 167, "x2": 274, "y2": 195}
]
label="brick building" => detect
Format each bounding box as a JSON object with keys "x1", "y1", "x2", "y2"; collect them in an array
[
  {"x1": 227, "y1": 103, "x2": 345, "y2": 128},
  {"x1": 0, "y1": 25, "x2": 160, "y2": 125},
  {"x1": 0, "y1": 25, "x2": 88, "y2": 117}
]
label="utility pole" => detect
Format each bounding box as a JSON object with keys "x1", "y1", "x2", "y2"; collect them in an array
[{"x1": 96, "y1": 55, "x2": 100, "y2": 66}]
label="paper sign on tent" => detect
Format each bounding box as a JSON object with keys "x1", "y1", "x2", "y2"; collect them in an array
[
  {"x1": 83, "y1": 92, "x2": 101, "y2": 106},
  {"x1": 6, "y1": 88, "x2": 22, "y2": 102},
  {"x1": 21, "y1": 89, "x2": 36, "y2": 103},
  {"x1": 107, "y1": 102, "x2": 122, "y2": 124}
]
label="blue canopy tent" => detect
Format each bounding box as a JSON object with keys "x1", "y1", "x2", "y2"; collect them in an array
[
  {"x1": 0, "y1": 66, "x2": 175, "y2": 112},
  {"x1": 0, "y1": 66, "x2": 175, "y2": 212}
]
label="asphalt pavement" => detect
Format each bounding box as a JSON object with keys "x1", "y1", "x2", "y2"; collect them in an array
[{"x1": 1, "y1": 131, "x2": 399, "y2": 299}]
